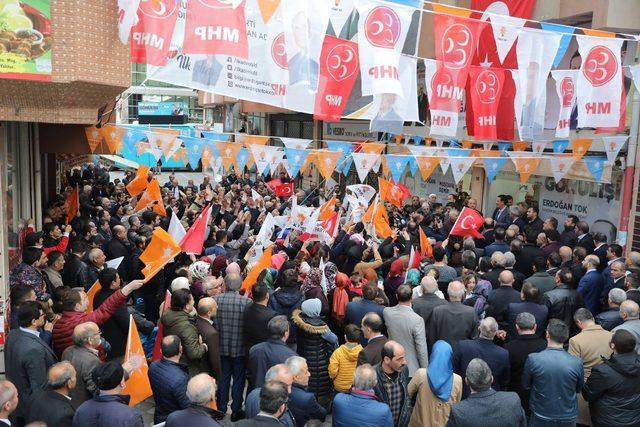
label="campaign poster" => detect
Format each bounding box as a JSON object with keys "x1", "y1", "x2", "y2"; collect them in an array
[{"x1": 0, "y1": 0, "x2": 52, "y2": 80}]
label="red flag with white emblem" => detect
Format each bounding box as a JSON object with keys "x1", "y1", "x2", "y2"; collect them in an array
[
  {"x1": 314, "y1": 36, "x2": 360, "y2": 122},
  {"x1": 468, "y1": 66, "x2": 505, "y2": 140},
  {"x1": 551, "y1": 70, "x2": 578, "y2": 138},
  {"x1": 449, "y1": 207, "x2": 485, "y2": 239},
  {"x1": 183, "y1": 0, "x2": 249, "y2": 58},
  {"x1": 130, "y1": 0, "x2": 180, "y2": 66},
  {"x1": 275, "y1": 183, "x2": 294, "y2": 197}
]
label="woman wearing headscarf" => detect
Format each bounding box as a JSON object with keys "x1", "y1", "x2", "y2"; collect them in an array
[
  {"x1": 210, "y1": 255, "x2": 227, "y2": 278},
  {"x1": 292, "y1": 298, "x2": 338, "y2": 400},
  {"x1": 384, "y1": 258, "x2": 406, "y2": 306},
  {"x1": 407, "y1": 340, "x2": 463, "y2": 427},
  {"x1": 188, "y1": 260, "x2": 210, "y2": 298},
  {"x1": 300, "y1": 268, "x2": 329, "y2": 316}
]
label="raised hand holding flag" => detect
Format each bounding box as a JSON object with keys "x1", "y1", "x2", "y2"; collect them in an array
[{"x1": 449, "y1": 207, "x2": 485, "y2": 239}]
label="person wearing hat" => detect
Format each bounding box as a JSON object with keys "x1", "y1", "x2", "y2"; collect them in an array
[{"x1": 72, "y1": 361, "x2": 144, "y2": 427}]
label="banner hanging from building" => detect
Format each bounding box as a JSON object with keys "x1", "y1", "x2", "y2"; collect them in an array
[{"x1": 0, "y1": 0, "x2": 52, "y2": 81}]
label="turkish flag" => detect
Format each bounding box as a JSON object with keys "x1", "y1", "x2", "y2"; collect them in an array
[
  {"x1": 314, "y1": 36, "x2": 360, "y2": 122},
  {"x1": 183, "y1": 0, "x2": 249, "y2": 58},
  {"x1": 275, "y1": 183, "x2": 294, "y2": 197},
  {"x1": 450, "y1": 207, "x2": 485, "y2": 239},
  {"x1": 468, "y1": 66, "x2": 505, "y2": 140},
  {"x1": 130, "y1": 0, "x2": 180, "y2": 66}
]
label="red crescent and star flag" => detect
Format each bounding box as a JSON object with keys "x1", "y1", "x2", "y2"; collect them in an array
[{"x1": 449, "y1": 207, "x2": 485, "y2": 239}]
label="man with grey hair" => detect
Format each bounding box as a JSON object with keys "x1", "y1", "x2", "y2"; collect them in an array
[
  {"x1": 484, "y1": 252, "x2": 506, "y2": 288},
  {"x1": 612, "y1": 300, "x2": 640, "y2": 354},
  {"x1": 245, "y1": 364, "x2": 296, "y2": 427},
  {"x1": 86, "y1": 248, "x2": 106, "y2": 287},
  {"x1": 196, "y1": 297, "x2": 221, "y2": 380},
  {"x1": 0, "y1": 380, "x2": 18, "y2": 426},
  {"x1": 28, "y1": 361, "x2": 77, "y2": 426},
  {"x1": 165, "y1": 374, "x2": 222, "y2": 425},
  {"x1": 286, "y1": 355, "x2": 327, "y2": 426},
  {"x1": 578, "y1": 254, "x2": 605, "y2": 315},
  {"x1": 447, "y1": 358, "x2": 526, "y2": 426},
  {"x1": 486, "y1": 270, "x2": 521, "y2": 331},
  {"x1": 503, "y1": 251, "x2": 525, "y2": 290},
  {"x1": 333, "y1": 364, "x2": 393, "y2": 427},
  {"x1": 595, "y1": 288, "x2": 626, "y2": 331},
  {"x1": 62, "y1": 322, "x2": 102, "y2": 408},
  {"x1": 454, "y1": 317, "x2": 510, "y2": 399},
  {"x1": 412, "y1": 276, "x2": 446, "y2": 333},
  {"x1": 213, "y1": 272, "x2": 251, "y2": 420},
  {"x1": 248, "y1": 315, "x2": 297, "y2": 390},
  {"x1": 429, "y1": 281, "x2": 477, "y2": 353},
  {"x1": 505, "y1": 312, "x2": 547, "y2": 415}
]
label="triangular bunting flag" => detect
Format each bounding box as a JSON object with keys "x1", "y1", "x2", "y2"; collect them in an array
[
  {"x1": 281, "y1": 137, "x2": 312, "y2": 150},
  {"x1": 250, "y1": 145, "x2": 277, "y2": 175},
  {"x1": 531, "y1": 141, "x2": 547, "y2": 155},
  {"x1": 201, "y1": 131, "x2": 229, "y2": 141},
  {"x1": 512, "y1": 141, "x2": 527, "y2": 152},
  {"x1": 497, "y1": 142, "x2": 510, "y2": 152},
  {"x1": 553, "y1": 139, "x2": 569, "y2": 154},
  {"x1": 216, "y1": 142, "x2": 243, "y2": 171},
  {"x1": 360, "y1": 142, "x2": 386, "y2": 155},
  {"x1": 450, "y1": 157, "x2": 475, "y2": 184},
  {"x1": 236, "y1": 134, "x2": 269, "y2": 146},
  {"x1": 440, "y1": 157, "x2": 451, "y2": 175},
  {"x1": 483, "y1": 157, "x2": 508, "y2": 182},
  {"x1": 236, "y1": 147, "x2": 251, "y2": 171},
  {"x1": 314, "y1": 150, "x2": 343, "y2": 180},
  {"x1": 512, "y1": 157, "x2": 541, "y2": 183},
  {"x1": 352, "y1": 152, "x2": 380, "y2": 183},
  {"x1": 415, "y1": 156, "x2": 441, "y2": 181},
  {"x1": 549, "y1": 156, "x2": 576, "y2": 183},
  {"x1": 583, "y1": 157, "x2": 606, "y2": 182},
  {"x1": 489, "y1": 14, "x2": 526, "y2": 64},
  {"x1": 571, "y1": 138, "x2": 592, "y2": 161},
  {"x1": 384, "y1": 155, "x2": 411, "y2": 183},
  {"x1": 85, "y1": 126, "x2": 103, "y2": 153},
  {"x1": 601, "y1": 136, "x2": 627, "y2": 164},
  {"x1": 100, "y1": 125, "x2": 127, "y2": 154}
]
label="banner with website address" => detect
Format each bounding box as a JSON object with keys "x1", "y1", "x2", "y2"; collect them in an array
[{"x1": 0, "y1": 0, "x2": 52, "y2": 81}]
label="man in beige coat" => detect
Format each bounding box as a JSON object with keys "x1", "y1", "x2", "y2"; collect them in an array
[{"x1": 568, "y1": 308, "x2": 613, "y2": 426}]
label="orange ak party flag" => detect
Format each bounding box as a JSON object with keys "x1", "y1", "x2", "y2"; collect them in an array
[
  {"x1": 124, "y1": 315, "x2": 152, "y2": 406},
  {"x1": 242, "y1": 245, "x2": 273, "y2": 293},
  {"x1": 85, "y1": 280, "x2": 100, "y2": 313},
  {"x1": 134, "y1": 179, "x2": 166, "y2": 216},
  {"x1": 139, "y1": 227, "x2": 182, "y2": 282},
  {"x1": 379, "y1": 178, "x2": 404, "y2": 208},
  {"x1": 419, "y1": 226, "x2": 433, "y2": 259},
  {"x1": 363, "y1": 198, "x2": 392, "y2": 239},
  {"x1": 65, "y1": 186, "x2": 79, "y2": 224},
  {"x1": 126, "y1": 166, "x2": 151, "y2": 197},
  {"x1": 318, "y1": 196, "x2": 337, "y2": 221}
]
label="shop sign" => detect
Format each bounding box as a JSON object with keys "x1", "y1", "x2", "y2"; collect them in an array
[
  {"x1": 323, "y1": 121, "x2": 376, "y2": 141},
  {"x1": 0, "y1": 0, "x2": 52, "y2": 81},
  {"x1": 138, "y1": 101, "x2": 189, "y2": 116}
]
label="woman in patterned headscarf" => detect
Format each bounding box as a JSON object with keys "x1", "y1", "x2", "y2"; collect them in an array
[{"x1": 300, "y1": 268, "x2": 329, "y2": 317}]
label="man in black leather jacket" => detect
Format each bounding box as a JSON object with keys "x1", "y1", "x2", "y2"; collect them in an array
[{"x1": 542, "y1": 268, "x2": 584, "y2": 336}]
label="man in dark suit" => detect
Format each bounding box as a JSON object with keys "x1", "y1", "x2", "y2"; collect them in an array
[
  {"x1": 454, "y1": 318, "x2": 510, "y2": 399},
  {"x1": 344, "y1": 284, "x2": 385, "y2": 328},
  {"x1": 516, "y1": 227, "x2": 545, "y2": 278},
  {"x1": 104, "y1": 225, "x2": 132, "y2": 282},
  {"x1": 0, "y1": 381, "x2": 18, "y2": 427},
  {"x1": 243, "y1": 283, "x2": 277, "y2": 357},
  {"x1": 485, "y1": 271, "x2": 521, "y2": 332},
  {"x1": 195, "y1": 298, "x2": 222, "y2": 380},
  {"x1": 578, "y1": 255, "x2": 605, "y2": 315},
  {"x1": 235, "y1": 380, "x2": 289, "y2": 426},
  {"x1": 601, "y1": 244, "x2": 625, "y2": 292},
  {"x1": 28, "y1": 361, "x2": 76, "y2": 427},
  {"x1": 525, "y1": 206, "x2": 544, "y2": 236},
  {"x1": 447, "y1": 358, "x2": 526, "y2": 427},
  {"x1": 504, "y1": 313, "x2": 547, "y2": 416},
  {"x1": 560, "y1": 215, "x2": 579, "y2": 248},
  {"x1": 484, "y1": 252, "x2": 507, "y2": 289},
  {"x1": 164, "y1": 374, "x2": 223, "y2": 426},
  {"x1": 412, "y1": 276, "x2": 446, "y2": 339},
  {"x1": 429, "y1": 281, "x2": 477, "y2": 353},
  {"x1": 506, "y1": 283, "x2": 549, "y2": 340},
  {"x1": 492, "y1": 195, "x2": 511, "y2": 229},
  {"x1": 248, "y1": 316, "x2": 296, "y2": 391},
  {"x1": 5, "y1": 301, "x2": 57, "y2": 425},
  {"x1": 483, "y1": 227, "x2": 510, "y2": 258},
  {"x1": 357, "y1": 313, "x2": 388, "y2": 366},
  {"x1": 575, "y1": 221, "x2": 595, "y2": 254},
  {"x1": 592, "y1": 233, "x2": 609, "y2": 271}
]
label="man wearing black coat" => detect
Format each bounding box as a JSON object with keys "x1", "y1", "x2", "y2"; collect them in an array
[
  {"x1": 542, "y1": 269, "x2": 585, "y2": 336},
  {"x1": 93, "y1": 268, "x2": 130, "y2": 359},
  {"x1": 5, "y1": 302, "x2": 57, "y2": 426},
  {"x1": 483, "y1": 252, "x2": 506, "y2": 289},
  {"x1": 582, "y1": 329, "x2": 640, "y2": 427},
  {"x1": 164, "y1": 374, "x2": 223, "y2": 427},
  {"x1": 248, "y1": 316, "x2": 297, "y2": 391},
  {"x1": 148, "y1": 336, "x2": 190, "y2": 424},
  {"x1": 104, "y1": 225, "x2": 132, "y2": 282},
  {"x1": 516, "y1": 227, "x2": 545, "y2": 279},
  {"x1": 357, "y1": 312, "x2": 388, "y2": 366},
  {"x1": 196, "y1": 298, "x2": 222, "y2": 381},
  {"x1": 504, "y1": 313, "x2": 547, "y2": 415},
  {"x1": 243, "y1": 283, "x2": 277, "y2": 356},
  {"x1": 592, "y1": 233, "x2": 609, "y2": 271},
  {"x1": 506, "y1": 283, "x2": 549, "y2": 340},
  {"x1": 28, "y1": 362, "x2": 76, "y2": 427},
  {"x1": 412, "y1": 277, "x2": 447, "y2": 345},
  {"x1": 62, "y1": 241, "x2": 91, "y2": 290},
  {"x1": 485, "y1": 271, "x2": 521, "y2": 332},
  {"x1": 576, "y1": 221, "x2": 595, "y2": 254},
  {"x1": 560, "y1": 215, "x2": 579, "y2": 248},
  {"x1": 429, "y1": 281, "x2": 478, "y2": 353}
]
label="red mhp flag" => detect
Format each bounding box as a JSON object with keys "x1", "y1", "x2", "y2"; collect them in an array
[
  {"x1": 450, "y1": 207, "x2": 485, "y2": 239},
  {"x1": 65, "y1": 186, "x2": 79, "y2": 224},
  {"x1": 183, "y1": 0, "x2": 248, "y2": 58},
  {"x1": 468, "y1": 66, "x2": 505, "y2": 140},
  {"x1": 379, "y1": 178, "x2": 404, "y2": 208},
  {"x1": 179, "y1": 204, "x2": 212, "y2": 255},
  {"x1": 419, "y1": 227, "x2": 433, "y2": 258},
  {"x1": 314, "y1": 36, "x2": 360, "y2": 122},
  {"x1": 130, "y1": 0, "x2": 180, "y2": 66},
  {"x1": 126, "y1": 166, "x2": 151, "y2": 197},
  {"x1": 140, "y1": 227, "x2": 182, "y2": 282},
  {"x1": 274, "y1": 183, "x2": 294, "y2": 197},
  {"x1": 152, "y1": 290, "x2": 171, "y2": 361},
  {"x1": 124, "y1": 315, "x2": 152, "y2": 406}
]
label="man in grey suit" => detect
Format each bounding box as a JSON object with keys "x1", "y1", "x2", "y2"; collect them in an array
[
  {"x1": 5, "y1": 301, "x2": 57, "y2": 426},
  {"x1": 429, "y1": 281, "x2": 478, "y2": 353},
  {"x1": 383, "y1": 285, "x2": 428, "y2": 377},
  {"x1": 447, "y1": 358, "x2": 526, "y2": 427}
]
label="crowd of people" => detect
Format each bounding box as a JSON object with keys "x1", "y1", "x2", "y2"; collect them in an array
[{"x1": 4, "y1": 161, "x2": 640, "y2": 427}]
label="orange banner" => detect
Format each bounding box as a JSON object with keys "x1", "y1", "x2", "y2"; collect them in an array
[
  {"x1": 415, "y1": 156, "x2": 441, "y2": 181},
  {"x1": 100, "y1": 125, "x2": 127, "y2": 154},
  {"x1": 512, "y1": 141, "x2": 527, "y2": 152},
  {"x1": 242, "y1": 246, "x2": 273, "y2": 292},
  {"x1": 512, "y1": 157, "x2": 541, "y2": 183},
  {"x1": 571, "y1": 138, "x2": 592, "y2": 161},
  {"x1": 126, "y1": 166, "x2": 151, "y2": 197},
  {"x1": 124, "y1": 315, "x2": 152, "y2": 406},
  {"x1": 140, "y1": 227, "x2": 182, "y2": 282},
  {"x1": 85, "y1": 126, "x2": 103, "y2": 153},
  {"x1": 314, "y1": 150, "x2": 343, "y2": 179}
]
